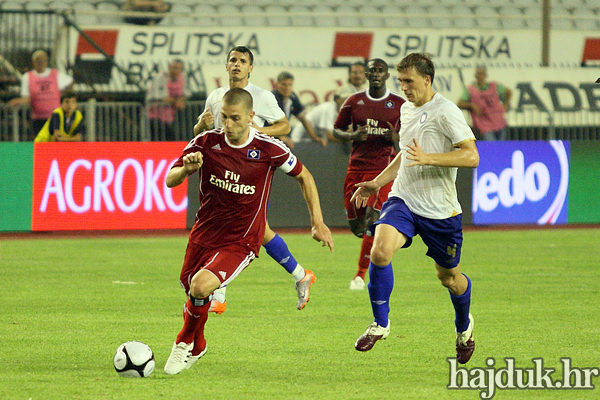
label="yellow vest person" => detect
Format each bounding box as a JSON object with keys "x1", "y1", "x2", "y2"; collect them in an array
[{"x1": 35, "y1": 92, "x2": 85, "y2": 142}]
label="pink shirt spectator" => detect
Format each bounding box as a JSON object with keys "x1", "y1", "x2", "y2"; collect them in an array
[
  {"x1": 468, "y1": 82, "x2": 507, "y2": 134},
  {"x1": 146, "y1": 72, "x2": 189, "y2": 123}
]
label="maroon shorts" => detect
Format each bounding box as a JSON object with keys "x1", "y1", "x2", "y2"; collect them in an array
[
  {"x1": 344, "y1": 170, "x2": 393, "y2": 220},
  {"x1": 179, "y1": 241, "x2": 255, "y2": 295}
]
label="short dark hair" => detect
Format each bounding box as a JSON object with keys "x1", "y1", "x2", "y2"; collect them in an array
[
  {"x1": 367, "y1": 58, "x2": 389, "y2": 72},
  {"x1": 227, "y1": 46, "x2": 254, "y2": 65},
  {"x1": 396, "y1": 53, "x2": 435, "y2": 83},
  {"x1": 277, "y1": 71, "x2": 294, "y2": 82},
  {"x1": 60, "y1": 91, "x2": 77, "y2": 102},
  {"x1": 223, "y1": 87, "x2": 253, "y2": 112}
]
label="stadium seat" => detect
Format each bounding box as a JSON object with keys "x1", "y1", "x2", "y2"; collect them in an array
[
  {"x1": 288, "y1": 5, "x2": 313, "y2": 27},
  {"x1": 381, "y1": 5, "x2": 407, "y2": 28},
  {"x1": 451, "y1": 5, "x2": 477, "y2": 29},
  {"x1": 357, "y1": 5, "x2": 384, "y2": 28},
  {"x1": 405, "y1": 5, "x2": 431, "y2": 28},
  {"x1": 1, "y1": 1, "x2": 25, "y2": 10},
  {"x1": 25, "y1": 1, "x2": 49, "y2": 11},
  {"x1": 48, "y1": 1, "x2": 73, "y2": 11},
  {"x1": 335, "y1": 5, "x2": 360, "y2": 28},
  {"x1": 499, "y1": 6, "x2": 527, "y2": 29},
  {"x1": 193, "y1": 4, "x2": 218, "y2": 27},
  {"x1": 474, "y1": 5, "x2": 502, "y2": 29},
  {"x1": 551, "y1": 7, "x2": 574, "y2": 29},
  {"x1": 571, "y1": 8, "x2": 599, "y2": 30},
  {"x1": 265, "y1": 5, "x2": 290, "y2": 27},
  {"x1": 312, "y1": 5, "x2": 337, "y2": 27},
  {"x1": 430, "y1": 5, "x2": 453, "y2": 28},
  {"x1": 72, "y1": 2, "x2": 98, "y2": 25},
  {"x1": 216, "y1": 4, "x2": 243, "y2": 27},
  {"x1": 241, "y1": 5, "x2": 267, "y2": 27},
  {"x1": 166, "y1": 4, "x2": 196, "y2": 26},
  {"x1": 96, "y1": 1, "x2": 123, "y2": 25}
]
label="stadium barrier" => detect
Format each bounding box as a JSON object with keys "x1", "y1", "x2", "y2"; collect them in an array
[{"x1": 1, "y1": 140, "x2": 599, "y2": 232}]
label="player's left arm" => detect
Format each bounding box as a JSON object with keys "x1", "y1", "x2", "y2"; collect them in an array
[
  {"x1": 166, "y1": 151, "x2": 203, "y2": 188},
  {"x1": 292, "y1": 166, "x2": 334, "y2": 252},
  {"x1": 406, "y1": 138, "x2": 479, "y2": 168},
  {"x1": 253, "y1": 116, "x2": 291, "y2": 137}
]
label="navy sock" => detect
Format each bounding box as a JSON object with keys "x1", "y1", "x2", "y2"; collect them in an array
[
  {"x1": 263, "y1": 234, "x2": 298, "y2": 274},
  {"x1": 449, "y1": 274, "x2": 471, "y2": 332},
  {"x1": 367, "y1": 261, "x2": 394, "y2": 328}
]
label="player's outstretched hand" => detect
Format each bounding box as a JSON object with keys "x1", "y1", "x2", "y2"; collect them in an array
[
  {"x1": 351, "y1": 180, "x2": 379, "y2": 208},
  {"x1": 183, "y1": 151, "x2": 203, "y2": 173},
  {"x1": 406, "y1": 138, "x2": 430, "y2": 167},
  {"x1": 312, "y1": 222, "x2": 334, "y2": 253}
]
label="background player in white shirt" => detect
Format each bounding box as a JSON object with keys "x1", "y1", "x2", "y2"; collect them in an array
[
  {"x1": 193, "y1": 46, "x2": 319, "y2": 314},
  {"x1": 351, "y1": 53, "x2": 479, "y2": 364}
]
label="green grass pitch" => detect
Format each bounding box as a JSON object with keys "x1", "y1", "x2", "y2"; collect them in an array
[{"x1": 1, "y1": 228, "x2": 599, "y2": 400}]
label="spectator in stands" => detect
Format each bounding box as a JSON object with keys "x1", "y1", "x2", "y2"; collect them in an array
[
  {"x1": 8, "y1": 50, "x2": 74, "y2": 141},
  {"x1": 34, "y1": 91, "x2": 85, "y2": 142},
  {"x1": 272, "y1": 71, "x2": 326, "y2": 148},
  {"x1": 146, "y1": 59, "x2": 190, "y2": 141},
  {"x1": 337, "y1": 61, "x2": 367, "y2": 97},
  {"x1": 291, "y1": 91, "x2": 348, "y2": 144},
  {"x1": 122, "y1": 0, "x2": 170, "y2": 25},
  {"x1": 458, "y1": 66, "x2": 512, "y2": 141}
]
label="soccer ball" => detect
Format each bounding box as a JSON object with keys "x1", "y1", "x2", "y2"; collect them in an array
[{"x1": 113, "y1": 341, "x2": 155, "y2": 378}]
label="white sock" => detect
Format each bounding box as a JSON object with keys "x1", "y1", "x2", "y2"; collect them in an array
[
  {"x1": 291, "y1": 265, "x2": 306, "y2": 283},
  {"x1": 212, "y1": 287, "x2": 227, "y2": 303}
]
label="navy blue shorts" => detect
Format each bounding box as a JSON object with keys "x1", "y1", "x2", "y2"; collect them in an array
[{"x1": 370, "y1": 197, "x2": 463, "y2": 269}]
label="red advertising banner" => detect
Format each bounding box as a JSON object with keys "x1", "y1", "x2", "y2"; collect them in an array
[{"x1": 32, "y1": 142, "x2": 188, "y2": 231}]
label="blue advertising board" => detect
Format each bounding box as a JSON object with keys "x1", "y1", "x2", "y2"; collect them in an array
[{"x1": 472, "y1": 141, "x2": 570, "y2": 225}]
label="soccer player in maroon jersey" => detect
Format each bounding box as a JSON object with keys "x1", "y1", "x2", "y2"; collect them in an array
[
  {"x1": 163, "y1": 87, "x2": 334, "y2": 375},
  {"x1": 333, "y1": 58, "x2": 405, "y2": 290}
]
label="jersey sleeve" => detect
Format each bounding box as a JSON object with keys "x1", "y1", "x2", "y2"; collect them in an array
[
  {"x1": 277, "y1": 152, "x2": 303, "y2": 176},
  {"x1": 171, "y1": 133, "x2": 206, "y2": 169},
  {"x1": 334, "y1": 97, "x2": 353, "y2": 130},
  {"x1": 439, "y1": 103, "x2": 475, "y2": 145},
  {"x1": 258, "y1": 91, "x2": 286, "y2": 124}
]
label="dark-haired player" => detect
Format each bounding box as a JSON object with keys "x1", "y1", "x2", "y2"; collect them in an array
[
  {"x1": 164, "y1": 87, "x2": 333, "y2": 375},
  {"x1": 333, "y1": 58, "x2": 405, "y2": 290}
]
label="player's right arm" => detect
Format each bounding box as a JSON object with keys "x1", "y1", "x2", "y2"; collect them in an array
[
  {"x1": 166, "y1": 151, "x2": 203, "y2": 188},
  {"x1": 292, "y1": 165, "x2": 334, "y2": 252},
  {"x1": 351, "y1": 151, "x2": 402, "y2": 208},
  {"x1": 194, "y1": 107, "x2": 214, "y2": 135}
]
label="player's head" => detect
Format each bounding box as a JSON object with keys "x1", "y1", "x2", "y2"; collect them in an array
[
  {"x1": 226, "y1": 46, "x2": 254, "y2": 82},
  {"x1": 168, "y1": 59, "x2": 184, "y2": 81},
  {"x1": 60, "y1": 91, "x2": 78, "y2": 116},
  {"x1": 475, "y1": 65, "x2": 487, "y2": 85},
  {"x1": 31, "y1": 50, "x2": 48, "y2": 72},
  {"x1": 365, "y1": 58, "x2": 390, "y2": 90},
  {"x1": 396, "y1": 53, "x2": 435, "y2": 107},
  {"x1": 348, "y1": 61, "x2": 366, "y2": 88},
  {"x1": 275, "y1": 71, "x2": 294, "y2": 98},
  {"x1": 221, "y1": 87, "x2": 255, "y2": 144}
]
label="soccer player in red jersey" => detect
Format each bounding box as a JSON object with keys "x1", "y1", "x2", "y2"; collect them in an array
[
  {"x1": 163, "y1": 88, "x2": 334, "y2": 375},
  {"x1": 333, "y1": 58, "x2": 405, "y2": 290}
]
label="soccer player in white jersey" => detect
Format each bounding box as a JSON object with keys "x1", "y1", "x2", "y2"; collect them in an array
[
  {"x1": 193, "y1": 46, "x2": 317, "y2": 313},
  {"x1": 351, "y1": 53, "x2": 480, "y2": 364}
]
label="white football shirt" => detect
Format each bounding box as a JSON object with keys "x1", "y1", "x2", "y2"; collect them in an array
[
  {"x1": 389, "y1": 93, "x2": 475, "y2": 219},
  {"x1": 203, "y1": 82, "x2": 285, "y2": 128}
]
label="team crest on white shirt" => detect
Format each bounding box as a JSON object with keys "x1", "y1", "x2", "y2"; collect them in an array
[{"x1": 420, "y1": 113, "x2": 428, "y2": 124}]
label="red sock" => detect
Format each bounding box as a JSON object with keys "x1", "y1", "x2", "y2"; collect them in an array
[
  {"x1": 176, "y1": 298, "x2": 209, "y2": 346},
  {"x1": 356, "y1": 235, "x2": 374, "y2": 279}
]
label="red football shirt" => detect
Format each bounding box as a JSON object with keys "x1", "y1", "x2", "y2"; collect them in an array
[
  {"x1": 334, "y1": 89, "x2": 405, "y2": 172},
  {"x1": 172, "y1": 128, "x2": 303, "y2": 254}
]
